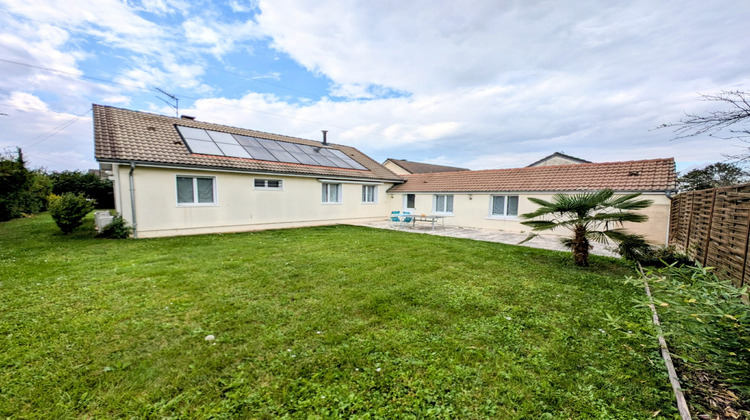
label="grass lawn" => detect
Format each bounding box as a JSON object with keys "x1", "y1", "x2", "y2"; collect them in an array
[{"x1": 0, "y1": 214, "x2": 678, "y2": 418}]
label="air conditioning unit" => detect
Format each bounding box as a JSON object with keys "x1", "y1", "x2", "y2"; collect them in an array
[{"x1": 94, "y1": 211, "x2": 114, "y2": 231}]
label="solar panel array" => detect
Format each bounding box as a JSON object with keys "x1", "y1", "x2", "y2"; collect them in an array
[{"x1": 176, "y1": 126, "x2": 368, "y2": 171}]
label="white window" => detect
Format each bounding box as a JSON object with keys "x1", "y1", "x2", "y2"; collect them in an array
[
  {"x1": 254, "y1": 179, "x2": 283, "y2": 190},
  {"x1": 322, "y1": 183, "x2": 342, "y2": 203},
  {"x1": 362, "y1": 185, "x2": 377, "y2": 203},
  {"x1": 491, "y1": 195, "x2": 519, "y2": 217},
  {"x1": 404, "y1": 194, "x2": 416, "y2": 210},
  {"x1": 434, "y1": 194, "x2": 454, "y2": 214},
  {"x1": 176, "y1": 176, "x2": 216, "y2": 205}
]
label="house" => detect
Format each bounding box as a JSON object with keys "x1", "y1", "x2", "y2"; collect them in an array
[
  {"x1": 93, "y1": 105, "x2": 404, "y2": 238},
  {"x1": 94, "y1": 105, "x2": 677, "y2": 245},
  {"x1": 382, "y1": 158, "x2": 469, "y2": 175},
  {"x1": 386, "y1": 159, "x2": 677, "y2": 244},
  {"x1": 527, "y1": 152, "x2": 590, "y2": 167}
]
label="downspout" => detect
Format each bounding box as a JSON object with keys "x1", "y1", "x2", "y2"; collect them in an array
[{"x1": 129, "y1": 162, "x2": 138, "y2": 238}]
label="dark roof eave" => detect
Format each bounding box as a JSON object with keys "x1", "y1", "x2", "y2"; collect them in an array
[
  {"x1": 386, "y1": 188, "x2": 675, "y2": 194},
  {"x1": 96, "y1": 158, "x2": 405, "y2": 183}
]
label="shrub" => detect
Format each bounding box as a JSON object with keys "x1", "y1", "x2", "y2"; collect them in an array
[
  {"x1": 631, "y1": 264, "x2": 750, "y2": 402},
  {"x1": 97, "y1": 215, "x2": 132, "y2": 239},
  {"x1": 48, "y1": 192, "x2": 95, "y2": 234},
  {"x1": 615, "y1": 234, "x2": 694, "y2": 267},
  {"x1": 615, "y1": 233, "x2": 652, "y2": 262}
]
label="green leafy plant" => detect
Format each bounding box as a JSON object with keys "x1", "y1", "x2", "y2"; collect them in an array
[
  {"x1": 631, "y1": 264, "x2": 750, "y2": 413},
  {"x1": 616, "y1": 236, "x2": 694, "y2": 268},
  {"x1": 48, "y1": 192, "x2": 95, "y2": 234},
  {"x1": 96, "y1": 215, "x2": 132, "y2": 239},
  {"x1": 49, "y1": 170, "x2": 114, "y2": 209},
  {"x1": 520, "y1": 189, "x2": 653, "y2": 266}
]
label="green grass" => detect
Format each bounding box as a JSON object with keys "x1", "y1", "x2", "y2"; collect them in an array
[{"x1": 0, "y1": 214, "x2": 677, "y2": 418}]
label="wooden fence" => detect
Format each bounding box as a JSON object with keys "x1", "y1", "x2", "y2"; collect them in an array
[{"x1": 668, "y1": 183, "x2": 750, "y2": 287}]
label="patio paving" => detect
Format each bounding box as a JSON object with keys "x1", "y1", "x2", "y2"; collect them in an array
[{"x1": 352, "y1": 220, "x2": 620, "y2": 258}]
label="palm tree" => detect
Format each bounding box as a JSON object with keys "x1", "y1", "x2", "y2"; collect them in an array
[{"x1": 520, "y1": 189, "x2": 652, "y2": 267}]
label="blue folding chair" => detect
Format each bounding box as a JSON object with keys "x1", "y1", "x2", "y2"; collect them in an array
[
  {"x1": 389, "y1": 210, "x2": 402, "y2": 228},
  {"x1": 401, "y1": 211, "x2": 413, "y2": 227}
]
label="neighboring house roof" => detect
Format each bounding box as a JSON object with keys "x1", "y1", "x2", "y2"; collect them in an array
[
  {"x1": 527, "y1": 152, "x2": 591, "y2": 167},
  {"x1": 388, "y1": 158, "x2": 677, "y2": 193},
  {"x1": 383, "y1": 158, "x2": 470, "y2": 174},
  {"x1": 93, "y1": 105, "x2": 402, "y2": 182}
]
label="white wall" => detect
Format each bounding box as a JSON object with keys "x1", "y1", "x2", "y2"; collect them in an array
[
  {"x1": 389, "y1": 192, "x2": 672, "y2": 245},
  {"x1": 116, "y1": 165, "x2": 395, "y2": 238}
]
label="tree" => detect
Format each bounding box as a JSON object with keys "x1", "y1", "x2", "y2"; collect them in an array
[
  {"x1": 49, "y1": 170, "x2": 114, "y2": 209},
  {"x1": 661, "y1": 90, "x2": 750, "y2": 162},
  {"x1": 520, "y1": 190, "x2": 652, "y2": 267},
  {"x1": 0, "y1": 148, "x2": 50, "y2": 221},
  {"x1": 678, "y1": 162, "x2": 749, "y2": 191}
]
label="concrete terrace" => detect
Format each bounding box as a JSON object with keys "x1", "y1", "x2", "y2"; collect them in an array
[{"x1": 354, "y1": 220, "x2": 620, "y2": 258}]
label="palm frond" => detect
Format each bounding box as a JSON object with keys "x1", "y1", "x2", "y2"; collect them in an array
[
  {"x1": 589, "y1": 211, "x2": 649, "y2": 224},
  {"x1": 585, "y1": 230, "x2": 613, "y2": 244},
  {"x1": 520, "y1": 220, "x2": 558, "y2": 231},
  {"x1": 518, "y1": 233, "x2": 539, "y2": 244},
  {"x1": 605, "y1": 193, "x2": 653, "y2": 210}
]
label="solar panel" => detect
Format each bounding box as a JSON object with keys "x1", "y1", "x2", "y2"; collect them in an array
[
  {"x1": 209, "y1": 131, "x2": 239, "y2": 145},
  {"x1": 217, "y1": 143, "x2": 252, "y2": 158},
  {"x1": 184, "y1": 138, "x2": 222, "y2": 155},
  {"x1": 234, "y1": 134, "x2": 262, "y2": 148},
  {"x1": 176, "y1": 126, "x2": 368, "y2": 171}
]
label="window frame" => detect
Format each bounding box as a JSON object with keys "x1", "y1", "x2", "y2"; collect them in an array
[
  {"x1": 488, "y1": 194, "x2": 520, "y2": 219},
  {"x1": 175, "y1": 175, "x2": 218, "y2": 206},
  {"x1": 321, "y1": 182, "x2": 342, "y2": 204},
  {"x1": 254, "y1": 178, "x2": 284, "y2": 190},
  {"x1": 361, "y1": 185, "x2": 378, "y2": 204},
  {"x1": 433, "y1": 194, "x2": 454, "y2": 215}
]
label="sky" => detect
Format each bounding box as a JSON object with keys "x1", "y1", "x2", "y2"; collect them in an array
[{"x1": 1, "y1": 0, "x2": 749, "y2": 174}]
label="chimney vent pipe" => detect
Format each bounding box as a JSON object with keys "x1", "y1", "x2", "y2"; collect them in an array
[{"x1": 321, "y1": 130, "x2": 328, "y2": 145}]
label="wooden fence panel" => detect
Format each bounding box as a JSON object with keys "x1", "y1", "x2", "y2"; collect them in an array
[{"x1": 669, "y1": 183, "x2": 750, "y2": 287}]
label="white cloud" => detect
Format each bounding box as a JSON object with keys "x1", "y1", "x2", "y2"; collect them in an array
[{"x1": 1, "y1": 0, "x2": 749, "y2": 173}]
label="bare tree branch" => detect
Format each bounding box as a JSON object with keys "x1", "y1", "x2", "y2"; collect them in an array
[{"x1": 657, "y1": 90, "x2": 750, "y2": 162}]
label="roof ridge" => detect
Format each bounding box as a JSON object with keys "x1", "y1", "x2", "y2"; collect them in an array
[{"x1": 400, "y1": 157, "x2": 675, "y2": 177}]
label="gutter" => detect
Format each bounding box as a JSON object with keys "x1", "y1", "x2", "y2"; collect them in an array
[
  {"x1": 129, "y1": 162, "x2": 138, "y2": 238},
  {"x1": 97, "y1": 158, "x2": 404, "y2": 184}
]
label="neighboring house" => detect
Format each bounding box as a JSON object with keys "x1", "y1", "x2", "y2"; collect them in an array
[
  {"x1": 527, "y1": 152, "x2": 590, "y2": 167},
  {"x1": 382, "y1": 158, "x2": 470, "y2": 175},
  {"x1": 387, "y1": 159, "x2": 678, "y2": 245},
  {"x1": 93, "y1": 105, "x2": 404, "y2": 238}
]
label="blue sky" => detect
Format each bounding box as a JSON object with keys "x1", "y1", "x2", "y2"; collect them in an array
[{"x1": 1, "y1": 0, "x2": 749, "y2": 174}]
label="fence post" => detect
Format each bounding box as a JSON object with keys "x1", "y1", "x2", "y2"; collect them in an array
[
  {"x1": 740, "y1": 198, "x2": 750, "y2": 288},
  {"x1": 685, "y1": 192, "x2": 695, "y2": 253},
  {"x1": 702, "y1": 189, "x2": 717, "y2": 267}
]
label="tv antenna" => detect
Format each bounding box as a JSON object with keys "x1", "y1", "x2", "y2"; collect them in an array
[{"x1": 155, "y1": 87, "x2": 179, "y2": 117}]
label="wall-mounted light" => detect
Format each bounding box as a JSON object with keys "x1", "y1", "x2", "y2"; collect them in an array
[{"x1": 469, "y1": 194, "x2": 473, "y2": 200}]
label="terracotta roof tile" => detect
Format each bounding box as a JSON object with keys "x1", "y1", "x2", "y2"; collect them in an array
[
  {"x1": 385, "y1": 158, "x2": 470, "y2": 174},
  {"x1": 93, "y1": 104, "x2": 402, "y2": 181},
  {"x1": 388, "y1": 159, "x2": 677, "y2": 193}
]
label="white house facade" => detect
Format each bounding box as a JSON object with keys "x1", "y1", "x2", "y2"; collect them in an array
[{"x1": 94, "y1": 105, "x2": 677, "y2": 244}]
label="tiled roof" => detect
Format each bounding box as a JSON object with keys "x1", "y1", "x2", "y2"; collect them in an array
[
  {"x1": 385, "y1": 158, "x2": 470, "y2": 174},
  {"x1": 93, "y1": 105, "x2": 403, "y2": 182},
  {"x1": 388, "y1": 158, "x2": 677, "y2": 193},
  {"x1": 527, "y1": 152, "x2": 591, "y2": 167}
]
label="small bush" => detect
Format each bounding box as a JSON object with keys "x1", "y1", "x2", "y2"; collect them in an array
[
  {"x1": 615, "y1": 234, "x2": 694, "y2": 267},
  {"x1": 48, "y1": 193, "x2": 95, "y2": 234},
  {"x1": 615, "y1": 233, "x2": 652, "y2": 262},
  {"x1": 97, "y1": 215, "x2": 132, "y2": 239}
]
